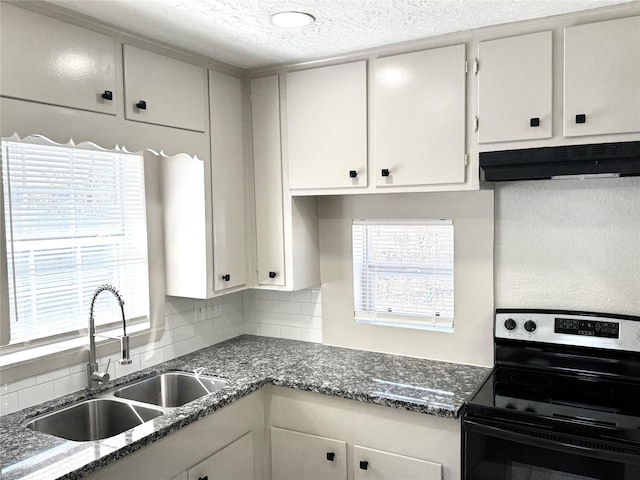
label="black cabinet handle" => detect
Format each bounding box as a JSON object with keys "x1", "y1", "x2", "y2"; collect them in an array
[
  {"x1": 529, "y1": 117, "x2": 540, "y2": 127},
  {"x1": 101, "y1": 90, "x2": 113, "y2": 101},
  {"x1": 326, "y1": 452, "x2": 335, "y2": 461},
  {"x1": 269, "y1": 271, "x2": 277, "y2": 279},
  {"x1": 381, "y1": 169, "x2": 390, "y2": 177},
  {"x1": 198, "y1": 476, "x2": 208, "y2": 480},
  {"x1": 349, "y1": 170, "x2": 358, "y2": 178},
  {"x1": 359, "y1": 460, "x2": 369, "y2": 470},
  {"x1": 136, "y1": 100, "x2": 147, "y2": 110},
  {"x1": 221, "y1": 274, "x2": 230, "y2": 281},
  {"x1": 575, "y1": 114, "x2": 586, "y2": 124}
]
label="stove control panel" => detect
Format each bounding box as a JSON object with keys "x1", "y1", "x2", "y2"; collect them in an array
[
  {"x1": 554, "y1": 318, "x2": 619, "y2": 338},
  {"x1": 496, "y1": 310, "x2": 640, "y2": 352}
]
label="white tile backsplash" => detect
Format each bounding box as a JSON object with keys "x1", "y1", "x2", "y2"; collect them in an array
[
  {"x1": 243, "y1": 288, "x2": 323, "y2": 343},
  {"x1": 0, "y1": 292, "x2": 245, "y2": 416},
  {"x1": 1, "y1": 288, "x2": 322, "y2": 416}
]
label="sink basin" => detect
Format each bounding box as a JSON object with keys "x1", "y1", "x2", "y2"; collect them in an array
[
  {"x1": 113, "y1": 372, "x2": 229, "y2": 408},
  {"x1": 25, "y1": 399, "x2": 163, "y2": 442}
]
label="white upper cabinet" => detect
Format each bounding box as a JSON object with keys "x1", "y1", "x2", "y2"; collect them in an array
[
  {"x1": 250, "y1": 75, "x2": 321, "y2": 292},
  {"x1": 123, "y1": 44, "x2": 207, "y2": 132},
  {"x1": 0, "y1": 3, "x2": 116, "y2": 115},
  {"x1": 477, "y1": 31, "x2": 553, "y2": 143},
  {"x1": 373, "y1": 45, "x2": 466, "y2": 187},
  {"x1": 286, "y1": 61, "x2": 368, "y2": 190},
  {"x1": 251, "y1": 76, "x2": 286, "y2": 287},
  {"x1": 210, "y1": 70, "x2": 247, "y2": 292},
  {"x1": 564, "y1": 16, "x2": 640, "y2": 137}
]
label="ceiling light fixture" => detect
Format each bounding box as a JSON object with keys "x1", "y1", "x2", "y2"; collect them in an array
[{"x1": 270, "y1": 11, "x2": 315, "y2": 28}]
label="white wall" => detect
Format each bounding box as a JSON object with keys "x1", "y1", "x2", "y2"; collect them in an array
[
  {"x1": 495, "y1": 177, "x2": 640, "y2": 314},
  {"x1": 317, "y1": 191, "x2": 495, "y2": 367},
  {"x1": 0, "y1": 293, "x2": 244, "y2": 415}
]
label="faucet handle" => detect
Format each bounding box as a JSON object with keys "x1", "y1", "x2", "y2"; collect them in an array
[{"x1": 90, "y1": 358, "x2": 111, "y2": 384}]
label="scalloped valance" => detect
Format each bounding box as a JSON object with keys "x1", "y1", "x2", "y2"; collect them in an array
[{"x1": 0, "y1": 97, "x2": 208, "y2": 161}]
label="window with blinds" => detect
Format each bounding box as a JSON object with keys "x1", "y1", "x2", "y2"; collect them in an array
[
  {"x1": 1, "y1": 138, "x2": 150, "y2": 346},
  {"x1": 352, "y1": 219, "x2": 454, "y2": 331}
]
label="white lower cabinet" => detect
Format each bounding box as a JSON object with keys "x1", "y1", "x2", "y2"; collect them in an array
[
  {"x1": 271, "y1": 427, "x2": 347, "y2": 480},
  {"x1": 353, "y1": 445, "x2": 442, "y2": 480},
  {"x1": 270, "y1": 426, "x2": 443, "y2": 480},
  {"x1": 187, "y1": 432, "x2": 254, "y2": 480},
  {"x1": 84, "y1": 392, "x2": 264, "y2": 480},
  {"x1": 266, "y1": 387, "x2": 456, "y2": 480}
]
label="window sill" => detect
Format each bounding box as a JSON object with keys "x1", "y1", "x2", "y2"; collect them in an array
[
  {"x1": 0, "y1": 322, "x2": 151, "y2": 383},
  {"x1": 355, "y1": 317, "x2": 454, "y2": 333}
]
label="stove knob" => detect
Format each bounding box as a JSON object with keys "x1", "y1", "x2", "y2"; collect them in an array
[
  {"x1": 524, "y1": 320, "x2": 537, "y2": 333},
  {"x1": 504, "y1": 318, "x2": 517, "y2": 331}
]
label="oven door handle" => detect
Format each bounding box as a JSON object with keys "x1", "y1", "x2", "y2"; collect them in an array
[{"x1": 464, "y1": 419, "x2": 640, "y2": 465}]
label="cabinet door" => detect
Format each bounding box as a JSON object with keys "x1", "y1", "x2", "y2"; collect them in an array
[
  {"x1": 271, "y1": 427, "x2": 347, "y2": 480},
  {"x1": 251, "y1": 76, "x2": 286, "y2": 286},
  {"x1": 478, "y1": 31, "x2": 553, "y2": 143},
  {"x1": 0, "y1": 3, "x2": 116, "y2": 115},
  {"x1": 373, "y1": 45, "x2": 466, "y2": 187},
  {"x1": 210, "y1": 70, "x2": 246, "y2": 292},
  {"x1": 123, "y1": 44, "x2": 207, "y2": 132},
  {"x1": 354, "y1": 445, "x2": 442, "y2": 480},
  {"x1": 187, "y1": 432, "x2": 254, "y2": 480},
  {"x1": 564, "y1": 16, "x2": 640, "y2": 137},
  {"x1": 286, "y1": 61, "x2": 367, "y2": 190}
]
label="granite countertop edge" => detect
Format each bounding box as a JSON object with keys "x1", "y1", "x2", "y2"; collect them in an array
[{"x1": 0, "y1": 334, "x2": 492, "y2": 480}]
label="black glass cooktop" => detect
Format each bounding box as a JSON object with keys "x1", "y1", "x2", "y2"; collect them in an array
[{"x1": 468, "y1": 365, "x2": 640, "y2": 430}]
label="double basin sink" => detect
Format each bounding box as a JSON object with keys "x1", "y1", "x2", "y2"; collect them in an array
[{"x1": 25, "y1": 372, "x2": 229, "y2": 442}]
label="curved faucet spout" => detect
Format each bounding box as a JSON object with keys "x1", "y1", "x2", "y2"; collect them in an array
[{"x1": 87, "y1": 284, "x2": 132, "y2": 389}]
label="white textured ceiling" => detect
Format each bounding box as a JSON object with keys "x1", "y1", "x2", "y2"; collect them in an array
[{"x1": 46, "y1": 0, "x2": 634, "y2": 69}]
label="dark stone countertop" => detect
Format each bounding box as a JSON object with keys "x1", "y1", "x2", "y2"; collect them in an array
[{"x1": 0, "y1": 335, "x2": 491, "y2": 480}]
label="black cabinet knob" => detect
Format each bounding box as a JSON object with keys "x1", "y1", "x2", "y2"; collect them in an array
[
  {"x1": 221, "y1": 274, "x2": 230, "y2": 281},
  {"x1": 359, "y1": 460, "x2": 369, "y2": 470},
  {"x1": 529, "y1": 117, "x2": 540, "y2": 127},
  {"x1": 349, "y1": 170, "x2": 358, "y2": 178},
  {"x1": 268, "y1": 271, "x2": 277, "y2": 279},
  {"x1": 136, "y1": 100, "x2": 147, "y2": 110},
  {"x1": 101, "y1": 90, "x2": 113, "y2": 101},
  {"x1": 198, "y1": 476, "x2": 208, "y2": 480},
  {"x1": 575, "y1": 114, "x2": 586, "y2": 124},
  {"x1": 381, "y1": 169, "x2": 390, "y2": 177},
  {"x1": 326, "y1": 452, "x2": 335, "y2": 461}
]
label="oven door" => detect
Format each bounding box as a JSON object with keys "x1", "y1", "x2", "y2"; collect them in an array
[{"x1": 463, "y1": 416, "x2": 640, "y2": 480}]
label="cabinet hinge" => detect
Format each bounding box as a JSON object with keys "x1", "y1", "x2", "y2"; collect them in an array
[
  {"x1": 465, "y1": 60, "x2": 468, "y2": 74},
  {"x1": 464, "y1": 153, "x2": 469, "y2": 166},
  {"x1": 474, "y1": 116, "x2": 479, "y2": 132},
  {"x1": 473, "y1": 58, "x2": 479, "y2": 76}
]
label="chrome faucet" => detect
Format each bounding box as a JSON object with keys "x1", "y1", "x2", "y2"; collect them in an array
[{"x1": 87, "y1": 284, "x2": 132, "y2": 388}]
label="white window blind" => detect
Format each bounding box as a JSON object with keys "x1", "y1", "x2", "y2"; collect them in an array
[
  {"x1": 1, "y1": 139, "x2": 150, "y2": 346},
  {"x1": 352, "y1": 219, "x2": 454, "y2": 330}
]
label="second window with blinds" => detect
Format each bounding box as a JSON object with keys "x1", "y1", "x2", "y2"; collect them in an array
[{"x1": 352, "y1": 219, "x2": 454, "y2": 332}]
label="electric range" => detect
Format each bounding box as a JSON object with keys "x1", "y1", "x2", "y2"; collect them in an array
[{"x1": 463, "y1": 309, "x2": 640, "y2": 480}]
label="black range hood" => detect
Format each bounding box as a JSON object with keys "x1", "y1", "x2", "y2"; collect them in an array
[{"x1": 480, "y1": 141, "x2": 640, "y2": 181}]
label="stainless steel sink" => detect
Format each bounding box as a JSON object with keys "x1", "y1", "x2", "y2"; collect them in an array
[
  {"x1": 24, "y1": 398, "x2": 163, "y2": 442},
  {"x1": 113, "y1": 372, "x2": 229, "y2": 407}
]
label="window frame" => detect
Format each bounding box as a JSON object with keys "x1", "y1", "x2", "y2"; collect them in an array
[
  {"x1": 352, "y1": 219, "x2": 455, "y2": 332},
  {"x1": 1, "y1": 138, "x2": 150, "y2": 349},
  {"x1": 0, "y1": 137, "x2": 166, "y2": 381}
]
